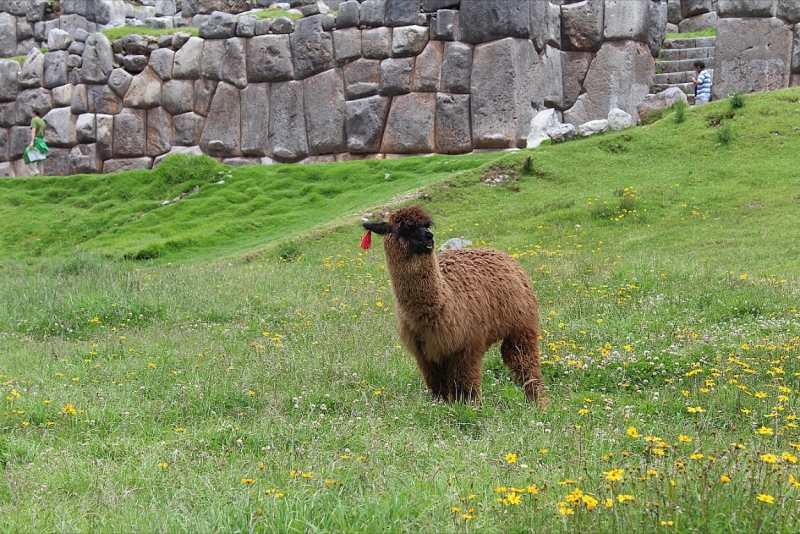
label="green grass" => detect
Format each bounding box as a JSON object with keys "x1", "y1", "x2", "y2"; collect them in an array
[
  {"x1": 100, "y1": 26, "x2": 199, "y2": 41},
  {"x1": 239, "y1": 7, "x2": 304, "y2": 20},
  {"x1": 1, "y1": 88, "x2": 800, "y2": 532},
  {"x1": 665, "y1": 27, "x2": 717, "y2": 40}
]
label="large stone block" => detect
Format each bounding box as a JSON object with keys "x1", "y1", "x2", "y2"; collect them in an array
[
  {"x1": 380, "y1": 57, "x2": 414, "y2": 96},
  {"x1": 333, "y1": 28, "x2": 362, "y2": 65},
  {"x1": 171, "y1": 112, "x2": 204, "y2": 146},
  {"x1": 95, "y1": 113, "x2": 113, "y2": 160},
  {"x1": 412, "y1": 41, "x2": 442, "y2": 92},
  {"x1": 200, "y1": 81, "x2": 240, "y2": 157},
  {"x1": 87, "y1": 0, "x2": 126, "y2": 25},
  {"x1": 345, "y1": 95, "x2": 389, "y2": 153},
  {"x1": 0, "y1": 61, "x2": 20, "y2": 103},
  {"x1": 381, "y1": 92, "x2": 435, "y2": 154},
  {"x1": 9, "y1": 125, "x2": 31, "y2": 159},
  {"x1": 360, "y1": 0, "x2": 386, "y2": 27},
  {"x1": 441, "y1": 41, "x2": 472, "y2": 94},
  {"x1": 193, "y1": 79, "x2": 217, "y2": 116},
  {"x1": 561, "y1": 0, "x2": 604, "y2": 52},
  {"x1": 103, "y1": 157, "x2": 153, "y2": 174},
  {"x1": 0, "y1": 129, "x2": 8, "y2": 162},
  {"x1": 336, "y1": 1, "x2": 360, "y2": 28},
  {"x1": 778, "y1": 0, "x2": 800, "y2": 23},
  {"x1": 161, "y1": 79, "x2": 193, "y2": 114},
  {"x1": 471, "y1": 38, "x2": 538, "y2": 149},
  {"x1": 459, "y1": 0, "x2": 532, "y2": 45},
  {"x1": 648, "y1": 0, "x2": 668, "y2": 57},
  {"x1": 149, "y1": 48, "x2": 174, "y2": 81},
  {"x1": 146, "y1": 106, "x2": 172, "y2": 156},
  {"x1": 269, "y1": 81, "x2": 307, "y2": 161},
  {"x1": 604, "y1": 0, "x2": 649, "y2": 42},
  {"x1": 391, "y1": 25, "x2": 429, "y2": 57},
  {"x1": 198, "y1": 11, "x2": 237, "y2": 39},
  {"x1": 247, "y1": 35, "x2": 294, "y2": 82},
  {"x1": 303, "y1": 69, "x2": 345, "y2": 155},
  {"x1": 677, "y1": 12, "x2": 717, "y2": 34},
  {"x1": 681, "y1": 0, "x2": 712, "y2": 18},
  {"x1": 51, "y1": 85, "x2": 73, "y2": 108},
  {"x1": 124, "y1": 67, "x2": 162, "y2": 109},
  {"x1": 713, "y1": 18, "x2": 793, "y2": 99},
  {"x1": 0, "y1": 102, "x2": 17, "y2": 128},
  {"x1": 564, "y1": 40, "x2": 653, "y2": 125},
  {"x1": 291, "y1": 15, "x2": 335, "y2": 80},
  {"x1": 201, "y1": 39, "x2": 225, "y2": 81},
  {"x1": 240, "y1": 83, "x2": 269, "y2": 156},
  {"x1": 793, "y1": 24, "x2": 800, "y2": 74},
  {"x1": 431, "y1": 8, "x2": 458, "y2": 41},
  {"x1": 0, "y1": 13, "x2": 17, "y2": 58},
  {"x1": 344, "y1": 59, "x2": 381, "y2": 100},
  {"x1": 173, "y1": 36, "x2": 203, "y2": 79},
  {"x1": 19, "y1": 48, "x2": 44, "y2": 90},
  {"x1": 76, "y1": 113, "x2": 95, "y2": 143},
  {"x1": 384, "y1": 0, "x2": 419, "y2": 27},
  {"x1": 70, "y1": 143, "x2": 100, "y2": 174},
  {"x1": 16, "y1": 87, "x2": 52, "y2": 124},
  {"x1": 562, "y1": 50, "x2": 594, "y2": 109},
  {"x1": 362, "y1": 27, "x2": 392, "y2": 59},
  {"x1": 42, "y1": 147, "x2": 70, "y2": 176},
  {"x1": 435, "y1": 93, "x2": 472, "y2": 154},
  {"x1": 532, "y1": 0, "x2": 561, "y2": 52},
  {"x1": 539, "y1": 45, "x2": 564, "y2": 109},
  {"x1": 220, "y1": 38, "x2": 247, "y2": 89},
  {"x1": 81, "y1": 33, "x2": 114, "y2": 84},
  {"x1": 717, "y1": 0, "x2": 776, "y2": 18},
  {"x1": 113, "y1": 109, "x2": 146, "y2": 157},
  {"x1": 71, "y1": 84, "x2": 88, "y2": 114}
]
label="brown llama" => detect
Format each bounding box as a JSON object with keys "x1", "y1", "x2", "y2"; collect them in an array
[{"x1": 362, "y1": 205, "x2": 547, "y2": 406}]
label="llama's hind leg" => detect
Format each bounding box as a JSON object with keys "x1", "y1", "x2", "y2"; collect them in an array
[{"x1": 501, "y1": 333, "x2": 548, "y2": 408}]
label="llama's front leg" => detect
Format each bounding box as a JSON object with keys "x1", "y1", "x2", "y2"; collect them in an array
[
  {"x1": 413, "y1": 355, "x2": 452, "y2": 401},
  {"x1": 450, "y1": 350, "x2": 484, "y2": 404},
  {"x1": 501, "y1": 334, "x2": 548, "y2": 408}
]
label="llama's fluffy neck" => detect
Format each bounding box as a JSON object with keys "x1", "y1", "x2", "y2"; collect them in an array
[{"x1": 384, "y1": 242, "x2": 450, "y2": 321}]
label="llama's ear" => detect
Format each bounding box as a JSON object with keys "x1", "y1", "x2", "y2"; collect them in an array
[{"x1": 363, "y1": 221, "x2": 392, "y2": 235}]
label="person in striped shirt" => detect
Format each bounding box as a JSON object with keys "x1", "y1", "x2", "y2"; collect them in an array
[{"x1": 691, "y1": 61, "x2": 712, "y2": 105}]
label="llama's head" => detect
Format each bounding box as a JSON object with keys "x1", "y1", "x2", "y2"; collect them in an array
[{"x1": 362, "y1": 206, "x2": 434, "y2": 255}]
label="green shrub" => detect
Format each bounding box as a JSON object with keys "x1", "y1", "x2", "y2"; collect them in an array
[
  {"x1": 673, "y1": 100, "x2": 688, "y2": 124},
  {"x1": 730, "y1": 90, "x2": 745, "y2": 110},
  {"x1": 716, "y1": 122, "x2": 735, "y2": 145}
]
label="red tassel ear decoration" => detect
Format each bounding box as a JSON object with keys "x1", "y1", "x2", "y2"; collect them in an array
[{"x1": 360, "y1": 230, "x2": 372, "y2": 250}]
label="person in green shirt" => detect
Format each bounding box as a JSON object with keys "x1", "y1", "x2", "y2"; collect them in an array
[{"x1": 26, "y1": 109, "x2": 49, "y2": 175}]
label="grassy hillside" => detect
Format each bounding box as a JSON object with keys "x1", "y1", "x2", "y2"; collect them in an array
[{"x1": 1, "y1": 89, "x2": 799, "y2": 533}]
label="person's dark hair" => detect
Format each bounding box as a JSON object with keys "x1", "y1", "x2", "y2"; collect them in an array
[
  {"x1": 693, "y1": 61, "x2": 705, "y2": 70},
  {"x1": 31, "y1": 109, "x2": 40, "y2": 117}
]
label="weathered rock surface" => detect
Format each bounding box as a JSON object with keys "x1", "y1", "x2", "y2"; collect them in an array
[{"x1": 381, "y1": 92, "x2": 435, "y2": 153}]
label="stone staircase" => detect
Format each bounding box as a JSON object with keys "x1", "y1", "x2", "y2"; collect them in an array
[{"x1": 651, "y1": 36, "x2": 716, "y2": 105}]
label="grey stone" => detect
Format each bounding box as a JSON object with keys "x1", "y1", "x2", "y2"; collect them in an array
[
  {"x1": 222, "y1": 156, "x2": 263, "y2": 166},
  {"x1": 681, "y1": 0, "x2": 712, "y2": 18},
  {"x1": 155, "y1": 0, "x2": 176, "y2": 16},
  {"x1": 677, "y1": 12, "x2": 717, "y2": 34},
  {"x1": 108, "y1": 68, "x2": 133, "y2": 98},
  {"x1": 193, "y1": 79, "x2": 217, "y2": 116},
  {"x1": 379, "y1": 57, "x2": 414, "y2": 95},
  {"x1": 636, "y1": 86, "x2": 687, "y2": 119},
  {"x1": 577, "y1": 118, "x2": 608, "y2": 136},
  {"x1": 95, "y1": 113, "x2": 113, "y2": 160},
  {"x1": 198, "y1": 11, "x2": 237, "y2": 39},
  {"x1": 527, "y1": 107, "x2": 560, "y2": 148},
  {"x1": 539, "y1": 45, "x2": 563, "y2": 109},
  {"x1": 114, "y1": 34, "x2": 155, "y2": 56},
  {"x1": 40, "y1": 148, "x2": 70, "y2": 176},
  {"x1": 20, "y1": 48, "x2": 44, "y2": 89},
  {"x1": 713, "y1": 17, "x2": 793, "y2": 100},
  {"x1": 667, "y1": 0, "x2": 681, "y2": 24},
  {"x1": 122, "y1": 55, "x2": 149, "y2": 74},
  {"x1": 172, "y1": 31, "x2": 192, "y2": 49},
  {"x1": 103, "y1": 157, "x2": 153, "y2": 174},
  {"x1": 46, "y1": 28, "x2": 72, "y2": 50},
  {"x1": 648, "y1": 0, "x2": 668, "y2": 57},
  {"x1": 441, "y1": 41, "x2": 472, "y2": 94},
  {"x1": 171, "y1": 112, "x2": 205, "y2": 145},
  {"x1": 718, "y1": 0, "x2": 776, "y2": 18},
  {"x1": 76, "y1": 113, "x2": 96, "y2": 143},
  {"x1": 113, "y1": 109, "x2": 146, "y2": 157},
  {"x1": 345, "y1": 94, "x2": 389, "y2": 153},
  {"x1": 145, "y1": 17, "x2": 174, "y2": 29},
  {"x1": 270, "y1": 16, "x2": 295, "y2": 34},
  {"x1": 291, "y1": 15, "x2": 335, "y2": 80},
  {"x1": 778, "y1": 0, "x2": 800, "y2": 23},
  {"x1": 9, "y1": 126, "x2": 31, "y2": 159},
  {"x1": 362, "y1": 27, "x2": 392, "y2": 59},
  {"x1": 545, "y1": 121, "x2": 576, "y2": 143},
  {"x1": 391, "y1": 25, "x2": 428, "y2": 57},
  {"x1": 0, "y1": 102, "x2": 17, "y2": 128},
  {"x1": 269, "y1": 81, "x2": 307, "y2": 161},
  {"x1": 16, "y1": 88, "x2": 51, "y2": 124},
  {"x1": 173, "y1": 36, "x2": 203, "y2": 79},
  {"x1": 412, "y1": 41, "x2": 442, "y2": 92},
  {"x1": 43, "y1": 106, "x2": 77, "y2": 147},
  {"x1": 0, "y1": 61, "x2": 20, "y2": 103},
  {"x1": 181, "y1": 0, "x2": 199, "y2": 17},
  {"x1": 16, "y1": 18, "x2": 32, "y2": 41},
  {"x1": 561, "y1": 0, "x2": 604, "y2": 52},
  {"x1": 423, "y1": 0, "x2": 459, "y2": 10},
  {"x1": 793, "y1": 24, "x2": 800, "y2": 74},
  {"x1": 154, "y1": 145, "x2": 203, "y2": 167},
  {"x1": 604, "y1": 0, "x2": 649, "y2": 42},
  {"x1": 360, "y1": 0, "x2": 385, "y2": 27},
  {"x1": 303, "y1": 69, "x2": 346, "y2": 155},
  {"x1": 146, "y1": 106, "x2": 172, "y2": 156},
  {"x1": 247, "y1": 35, "x2": 294, "y2": 82},
  {"x1": 564, "y1": 41, "x2": 654, "y2": 126},
  {"x1": 0, "y1": 131, "x2": 7, "y2": 162},
  {"x1": 0, "y1": 14, "x2": 16, "y2": 58},
  {"x1": 470, "y1": 38, "x2": 537, "y2": 149},
  {"x1": 385, "y1": 0, "x2": 418, "y2": 27},
  {"x1": 87, "y1": 84, "x2": 123, "y2": 115},
  {"x1": 69, "y1": 143, "x2": 100, "y2": 174},
  {"x1": 459, "y1": 0, "x2": 532, "y2": 45},
  {"x1": 431, "y1": 9, "x2": 458, "y2": 41},
  {"x1": 336, "y1": 0, "x2": 359, "y2": 28},
  {"x1": 149, "y1": 47, "x2": 174, "y2": 80},
  {"x1": 236, "y1": 15, "x2": 257, "y2": 37},
  {"x1": 333, "y1": 28, "x2": 362, "y2": 65},
  {"x1": 201, "y1": 39, "x2": 225, "y2": 81},
  {"x1": 71, "y1": 84, "x2": 88, "y2": 114},
  {"x1": 200, "y1": 81, "x2": 240, "y2": 157},
  {"x1": 51, "y1": 84, "x2": 73, "y2": 107},
  {"x1": 221, "y1": 37, "x2": 247, "y2": 89},
  {"x1": 161, "y1": 79, "x2": 193, "y2": 114},
  {"x1": 254, "y1": 18, "x2": 271, "y2": 35},
  {"x1": 124, "y1": 67, "x2": 162, "y2": 109},
  {"x1": 241, "y1": 83, "x2": 270, "y2": 156},
  {"x1": 89, "y1": 0, "x2": 126, "y2": 25},
  {"x1": 0, "y1": 162, "x2": 10, "y2": 176},
  {"x1": 67, "y1": 41, "x2": 86, "y2": 56},
  {"x1": 344, "y1": 59, "x2": 380, "y2": 99},
  {"x1": 322, "y1": 14, "x2": 336, "y2": 31},
  {"x1": 435, "y1": 92, "x2": 471, "y2": 154},
  {"x1": 81, "y1": 33, "x2": 114, "y2": 84}
]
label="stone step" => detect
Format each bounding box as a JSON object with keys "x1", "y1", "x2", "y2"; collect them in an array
[
  {"x1": 651, "y1": 82, "x2": 695, "y2": 95},
  {"x1": 661, "y1": 35, "x2": 716, "y2": 50},
  {"x1": 653, "y1": 68, "x2": 714, "y2": 85},
  {"x1": 657, "y1": 46, "x2": 715, "y2": 61},
  {"x1": 656, "y1": 57, "x2": 715, "y2": 74}
]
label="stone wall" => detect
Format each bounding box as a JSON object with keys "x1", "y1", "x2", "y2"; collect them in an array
[{"x1": 0, "y1": 0, "x2": 795, "y2": 177}]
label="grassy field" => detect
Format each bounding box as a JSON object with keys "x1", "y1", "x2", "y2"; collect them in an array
[{"x1": 1, "y1": 88, "x2": 800, "y2": 533}]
